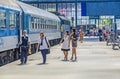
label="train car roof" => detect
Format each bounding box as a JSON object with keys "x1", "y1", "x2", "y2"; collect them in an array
[
  {"x1": 16, "y1": 1, "x2": 60, "y2": 21},
  {"x1": 0, "y1": 0, "x2": 21, "y2": 11}
]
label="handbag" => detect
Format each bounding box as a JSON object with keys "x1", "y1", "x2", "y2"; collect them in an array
[
  {"x1": 28, "y1": 49, "x2": 32, "y2": 55},
  {"x1": 46, "y1": 49, "x2": 50, "y2": 54},
  {"x1": 45, "y1": 37, "x2": 50, "y2": 54}
]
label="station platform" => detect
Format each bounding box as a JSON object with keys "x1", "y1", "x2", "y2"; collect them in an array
[{"x1": 0, "y1": 41, "x2": 120, "y2": 79}]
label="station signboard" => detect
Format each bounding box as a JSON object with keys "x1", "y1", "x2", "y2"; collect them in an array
[
  {"x1": 115, "y1": 16, "x2": 120, "y2": 19},
  {"x1": 89, "y1": 16, "x2": 99, "y2": 19}
]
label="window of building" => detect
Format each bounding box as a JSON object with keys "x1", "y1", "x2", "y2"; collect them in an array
[{"x1": 116, "y1": 19, "x2": 120, "y2": 28}]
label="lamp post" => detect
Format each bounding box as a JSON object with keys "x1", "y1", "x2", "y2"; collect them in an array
[{"x1": 71, "y1": 17, "x2": 74, "y2": 27}]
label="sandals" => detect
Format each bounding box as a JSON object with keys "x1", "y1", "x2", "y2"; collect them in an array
[
  {"x1": 75, "y1": 57, "x2": 77, "y2": 61},
  {"x1": 70, "y1": 57, "x2": 77, "y2": 61},
  {"x1": 70, "y1": 57, "x2": 73, "y2": 60}
]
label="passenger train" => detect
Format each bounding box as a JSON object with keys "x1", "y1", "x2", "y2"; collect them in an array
[{"x1": 0, "y1": 0, "x2": 71, "y2": 66}]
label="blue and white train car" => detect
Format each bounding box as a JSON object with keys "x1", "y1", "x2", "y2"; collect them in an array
[
  {"x1": 59, "y1": 16, "x2": 71, "y2": 37},
  {"x1": 16, "y1": 1, "x2": 61, "y2": 51},
  {"x1": 0, "y1": 0, "x2": 61, "y2": 66},
  {"x1": 0, "y1": 0, "x2": 21, "y2": 66}
]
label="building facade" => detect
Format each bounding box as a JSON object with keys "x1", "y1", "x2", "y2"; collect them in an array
[{"x1": 20, "y1": 0, "x2": 120, "y2": 29}]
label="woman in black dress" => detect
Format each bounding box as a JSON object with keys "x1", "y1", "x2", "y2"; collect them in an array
[{"x1": 70, "y1": 29, "x2": 77, "y2": 61}]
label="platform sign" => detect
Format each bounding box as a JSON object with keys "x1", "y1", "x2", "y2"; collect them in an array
[
  {"x1": 89, "y1": 16, "x2": 99, "y2": 19},
  {"x1": 115, "y1": 16, "x2": 120, "y2": 19}
]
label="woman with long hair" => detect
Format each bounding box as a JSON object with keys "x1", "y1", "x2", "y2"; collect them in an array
[
  {"x1": 36, "y1": 32, "x2": 50, "y2": 64},
  {"x1": 70, "y1": 29, "x2": 77, "y2": 61}
]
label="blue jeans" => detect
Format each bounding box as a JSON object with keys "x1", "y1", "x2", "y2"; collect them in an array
[
  {"x1": 21, "y1": 49, "x2": 28, "y2": 64},
  {"x1": 41, "y1": 49, "x2": 47, "y2": 64},
  {"x1": 110, "y1": 36, "x2": 114, "y2": 43}
]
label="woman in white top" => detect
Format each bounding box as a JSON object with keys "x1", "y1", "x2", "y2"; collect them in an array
[
  {"x1": 60, "y1": 31, "x2": 70, "y2": 61},
  {"x1": 36, "y1": 32, "x2": 50, "y2": 64}
]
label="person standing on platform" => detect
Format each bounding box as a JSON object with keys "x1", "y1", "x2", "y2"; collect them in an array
[
  {"x1": 70, "y1": 29, "x2": 78, "y2": 61},
  {"x1": 59, "y1": 31, "x2": 70, "y2": 61},
  {"x1": 19, "y1": 30, "x2": 31, "y2": 65},
  {"x1": 36, "y1": 32, "x2": 50, "y2": 64},
  {"x1": 110, "y1": 29, "x2": 115, "y2": 43},
  {"x1": 79, "y1": 29, "x2": 84, "y2": 43}
]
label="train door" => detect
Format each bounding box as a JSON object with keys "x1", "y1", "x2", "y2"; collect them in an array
[
  {"x1": 9, "y1": 11, "x2": 18, "y2": 36},
  {"x1": 15, "y1": 12, "x2": 21, "y2": 43},
  {"x1": 8, "y1": 11, "x2": 20, "y2": 60}
]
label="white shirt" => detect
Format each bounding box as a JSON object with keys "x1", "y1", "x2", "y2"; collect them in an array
[
  {"x1": 38, "y1": 37, "x2": 49, "y2": 50},
  {"x1": 62, "y1": 35, "x2": 70, "y2": 49}
]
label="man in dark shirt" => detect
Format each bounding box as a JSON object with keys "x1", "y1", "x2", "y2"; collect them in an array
[{"x1": 19, "y1": 30, "x2": 30, "y2": 65}]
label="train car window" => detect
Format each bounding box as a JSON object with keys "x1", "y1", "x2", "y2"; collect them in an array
[
  {"x1": 56, "y1": 25, "x2": 57, "y2": 29},
  {"x1": 54, "y1": 25, "x2": 56, "y2": 29},
  {"x1": 45, "y1": 25, "x2": 47, "y2": 29},
  {"x1": 43, "y1": 24, "x2": 45, "y2": 29},
  {"x1": 49, "y1": 25, "x2": 50, "y2": 29},
  {"x1": 0, "y1": 10, "x2": 6, "y2": 29},
  {"x1": 39, "y1": 18, "x2": 41, "y2": 29},
  {"x1": 32, "y1": 23, "x2": 34, "y2": 29},
  {"x1": 47, "y1": 25, "x2": 49, "y2": 29},
  {"x1": 41, "y1": 24, "x2": 43, "y2": 29},
  {"x1": 50, "y1": 25, "x2": 52, "y2": 29},
  {"x1": 51, "y1": 25, "x2": 52, "y2": 29},
  {"x1": 45, "y1": 23, "x2": 47, "y2": 29},
  {"x1": 45, "y1": 19, "x2": 46, "y2": 29},
  {"x1": 38, "y1": 23, "x2": 40, "y2": 29},
  {"x1": 46, "y1": 20, "x2": 48, "y2": 26},
  {"x1": 33, "y1": 17, "x2": 36, "y2": 29},
  {"x1": 43, "y1": 19, "x2": 45, "y2": 29},
  {"x1": 36, "y1": 18, "x2": 38, "y2": 29},
  {"x1": 44, "y1": 25, "x2": 46, "y2": 29},
  {"x1": 43, "y1": 24, "x2": 44, "y2": 29},
  {"x1": 47, "y1": 25, "x2": 48, "y2": 29},
  {"x1": 50, "y1": 25, "x2": 51, "y2": 29},
  {"x1": 58, "y1": 22, "x2": 60, "y2": 26},
  {"x1": 53, "y1": 25, "x2": 54, "y2": 29},
  {"x1": 35, "y1": 23, "x2": 37, "y2": 29},
  {"x1": 38, "y1": 18, "x2": 40, "y2": 29},
  {"x1": 51, "y1": 20, "x2": 53, "y2": 25},
  {"x1": 35, "y1": 18, "x2": 37, "y2": 29},
  {"x1": 9, "y1": 12, "x2": 15, "y2": 29},
  {"x1": 40, "y1": 24, "x2": 42, "y2": 29},
  {"x1": 48, "y1": 20, "x2": 50, "y2": 25},
  {"x1": 44, "y1": 24, "x2": 45, "y2": 29},
  {"x1": 31, "y1": 17, "x2": 34, "y2": 30},
  {"x1": 46, "y1": 24, "x2": 48, "y2": 29},
  {"x1": 53, "y1": 25, "x2": 55, "y2": 29}
]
